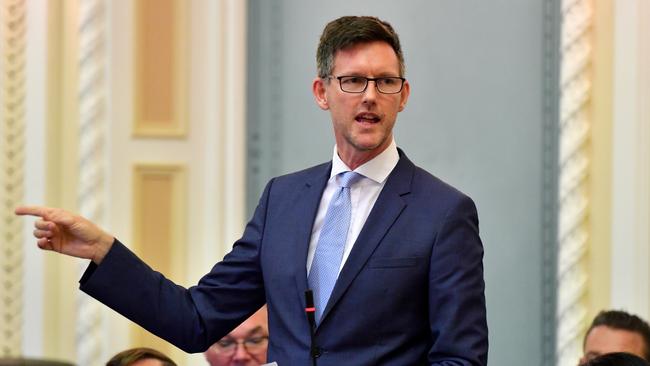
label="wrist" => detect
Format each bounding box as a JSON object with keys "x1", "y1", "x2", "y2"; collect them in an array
[{"x1": 92, "y1": 233, "x2": 114, "y2": 264}]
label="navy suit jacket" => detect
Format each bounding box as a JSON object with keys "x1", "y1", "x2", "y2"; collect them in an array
[{"x1": 80, "y1": 150, "x2": 488, "y2": 365}]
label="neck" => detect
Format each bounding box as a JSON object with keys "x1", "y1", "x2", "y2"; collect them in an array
[
  {"x1": 337, "y1": 143, "x2": 391, "y2": 171},
  {"x1": 339, "y1": 153, "x2": 376, "y2": 171}
]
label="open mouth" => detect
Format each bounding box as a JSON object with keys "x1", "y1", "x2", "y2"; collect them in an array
[{"x1": 355, "y1": 112, "x2": 381, "y2": 124}]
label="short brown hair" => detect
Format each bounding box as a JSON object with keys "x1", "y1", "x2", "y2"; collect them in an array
[
  {"x1": 106, "y1": 347, "x2": 177, "y2": 366},
  {"x1": 585, "y1": 352, "x2": 650, "y2": 366},
  {"x1": 585, "y1": 310, "x2": 650, "y2": 361},
  {"x1": 316, "y1": 16, "x2": 405, "y2": 78}
]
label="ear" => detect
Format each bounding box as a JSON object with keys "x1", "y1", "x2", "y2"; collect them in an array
[
  {"x1": 312, "y1": 77, "x2": 330, "y2": 110},
  {"x1": 397, "y1": 79, "x2": 410, "y2": 112}
]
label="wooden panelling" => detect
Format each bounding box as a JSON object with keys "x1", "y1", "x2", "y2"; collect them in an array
[
  {"x1": 133, "y1": 0, "x2": 187, "y2": 137},
  {"x1": 131, "y1": 164, "x2": 186, "y2": 357}
]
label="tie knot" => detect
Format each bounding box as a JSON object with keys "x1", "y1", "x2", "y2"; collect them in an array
[{"x1": 337, "y1": 171, "x2": 362, "y2": 188}]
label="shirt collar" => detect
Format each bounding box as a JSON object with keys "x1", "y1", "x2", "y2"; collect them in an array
[{"x1": 330, "y1": 139, "x2": 399, "y2": 184}]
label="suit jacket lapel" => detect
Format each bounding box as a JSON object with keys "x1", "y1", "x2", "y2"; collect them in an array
[
  {"x1": 292, "y1": 163, "x2": 331, "y2": 308},
  {"x1": 319, "y1": 153, "x2": 414, "y2": 324}
]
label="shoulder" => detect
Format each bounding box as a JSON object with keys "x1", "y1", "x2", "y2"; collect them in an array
[
  {"x1": 274, "y1": 161, "x2": 331, "y2": 183},
  {"x1": 398, "y1": 150, "x2": 470, "y2": 198},
  {"x1": 398, "y1": 150, "x2": 477, "y2": 214},
  {"x1": 272, "y1": 161, "x2": 332, "y2": 186},
  {"x1": 260, "y1": 161, "x2": 331, "y2": 196},
  {"x1": 413, "y1": 165, "x2": 468, "y2": 200}
]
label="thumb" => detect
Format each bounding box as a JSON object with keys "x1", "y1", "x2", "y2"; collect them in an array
[{"x1": 45, "y1": 209, "x2": 77, "y2": 228}]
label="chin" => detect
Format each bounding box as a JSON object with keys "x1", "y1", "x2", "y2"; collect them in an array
[
  {"x1": 351, "y1": 143, "x2": 381, "y2": 153},
  {"x1": 357, "y1": 137, "x2": 388, "y2": 151}
]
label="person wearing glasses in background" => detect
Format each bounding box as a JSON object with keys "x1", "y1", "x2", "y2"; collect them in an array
[
  {"x1": 16, "y1": 15, "x2": 487, "y2": 365},
  {"x1": 204, "y1": 306, "x2": 268, "y2": 366}
]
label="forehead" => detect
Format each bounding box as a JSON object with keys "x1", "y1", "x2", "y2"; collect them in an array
[
  {"x1": 332, "y1": 41, "x2": 400, "y2": 75},
  {"x1": 585, "y1": 325, "x2": 646, "y2": 356},
  {"x1": 227, "y1": 311, "x2": 268, "y2": 339},
  {"x1": 131, "y1": 359, "x2": 164, "y2": 366}
]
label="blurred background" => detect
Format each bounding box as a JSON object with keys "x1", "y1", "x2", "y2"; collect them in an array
[{"x1": 0, "y1": 0, "x2": 647, "y2": 365}]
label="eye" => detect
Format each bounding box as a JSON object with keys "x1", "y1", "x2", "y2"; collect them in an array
[
  {"x1": 217, "y1": 340, "x2": 235, "y2": 348},
  {"x1": 379, "y1": 77, "x2": 398, "y2": 85},
  {"x1": 246, "y1": 337, "x2": 265, "y2": 345}
]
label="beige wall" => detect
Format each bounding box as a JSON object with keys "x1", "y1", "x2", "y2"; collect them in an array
[
  {"x1": 609, "y1": 0, "x2": 650, "y2": 316},
  {"x1": 584, "y1": 0, "x2": 650, "y2": 334},
  {"x1": 585, "y1": 0, "x2": 650, "y2": 339},
  {"x1": 13, "y1": 0, "x2": 247, "y2": 365},
  {"x1": 587, "y1": 0, "x2": 613, "y2": 324}
]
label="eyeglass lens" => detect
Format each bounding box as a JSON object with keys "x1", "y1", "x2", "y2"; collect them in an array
[{"x1": 337, "y1": 76, "x2": 404, "y2": 93}]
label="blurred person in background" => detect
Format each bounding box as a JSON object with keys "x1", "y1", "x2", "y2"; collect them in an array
[
  {"x1": 580, "y1": 310, "x2": 650, "y2": 365},
  {"x1": 106, "y1": 347, "x2": 176, "y2": 366},
  {"x1": 204, "y1": 306, "x2": 268, "y2": 366},
  {"x1": 585, "y1": 352, "x2": 650, "y2": 366}
]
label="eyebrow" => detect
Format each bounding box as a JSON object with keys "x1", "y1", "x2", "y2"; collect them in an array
[
  {"x1": 246, "y1": 326, "x2": 265, "y2": 336},
  {"x1": 220, "y1": 326, "x2": 267, "y2": 342}
]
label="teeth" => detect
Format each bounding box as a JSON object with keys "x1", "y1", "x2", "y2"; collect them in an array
[
  {"x1": 357, "y1": 114, "x2": 378, "y2": 120},
  {"x1": 357, "y1": 117, "x2": 378, "y2": 123}
]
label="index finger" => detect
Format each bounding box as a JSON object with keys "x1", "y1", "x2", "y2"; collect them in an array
[{"x1": 15, "y1": 205, "x2": 52, "y2": 218}]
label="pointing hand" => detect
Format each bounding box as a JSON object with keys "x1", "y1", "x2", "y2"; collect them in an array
[{"x1": 15, "y1": 206, "x2": 114, "y2": 264}]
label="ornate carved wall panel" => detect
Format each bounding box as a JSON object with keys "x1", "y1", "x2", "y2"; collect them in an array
[
  {"x1": 556, "y1": 1, "x2": 593, "y2": 365},
  {"x1": 76, "y1": 0, "x2": 109, "y2": 364},
  {"x1": 0, "y1": 0, "x2": 26, "y2": 356}
]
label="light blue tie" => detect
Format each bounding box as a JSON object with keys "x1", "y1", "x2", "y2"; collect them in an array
[{"x1": 308, "y1": 171, "x2": 361, "y2": 324}]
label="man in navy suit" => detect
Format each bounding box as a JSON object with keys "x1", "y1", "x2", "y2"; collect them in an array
[{"x1": 17, "y1": 16, "x2": 488, "y2": 365}]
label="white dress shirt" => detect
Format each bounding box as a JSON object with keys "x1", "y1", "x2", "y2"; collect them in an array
[{"x1": 306, "y1": 139, "x2": 399, "y2": 275}]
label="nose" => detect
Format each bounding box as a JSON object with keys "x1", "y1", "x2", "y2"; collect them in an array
[
  {"x1": 362, "y1": 80, "x2": 378, "y2": 104},
  {"x1": 232, "y1": 342, "x2": 252, "y2": 362}
]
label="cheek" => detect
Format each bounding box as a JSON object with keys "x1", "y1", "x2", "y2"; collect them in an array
[
  {"x1": 330, "y1": 106, "x2": 352, "y2": 124},
  {"x1": 210, "y1": 354, "x2": 230, "y2": 363}
]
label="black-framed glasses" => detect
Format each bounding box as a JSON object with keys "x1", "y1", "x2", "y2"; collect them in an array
[
  {"x1": 329, "y1": 75, "x2": 406, "y2": 94},
  {"x1": 211, "y1": 335, "x2": 269, "y2": 356}
]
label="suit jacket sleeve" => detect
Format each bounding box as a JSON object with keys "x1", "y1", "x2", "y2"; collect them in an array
[
  {"x1": 78, "y1": 179, "x2": 275, "y2": 353},
  {"x1": 428, "y1": 194, "x2": 488, "y2": 366}
]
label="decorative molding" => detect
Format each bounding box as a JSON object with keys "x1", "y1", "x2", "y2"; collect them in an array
[
  {"x1": 610, "y1": 0, "x2": 650, "y2": 315},
  {"x1": 187, "y1": 0, "x2": 248, "y2": 301},
  {"x1": 132, "y1": 163, "x2": 186, "y2": 279},
  {"x1": 132, "y1": 0, "x2": 187, "y2": 138},
  {"x1": 640, "y1": 0, "x2": 650, "y2": 317},
  {"x1": 76, "y1": 0, "x2": 108, "y2": 364},
  {"x1": 556, "y1": 0, "x2": 593, "y2": 365},
  {"x1": 217, "y1": 0, "x2": 247, "y2": 247},
  {"x1": 131, "y1": 163, "x2": 186, "y2": 355},
  {"x1": 0, "y1": 0, "x2": 26, "y2": 356}
]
